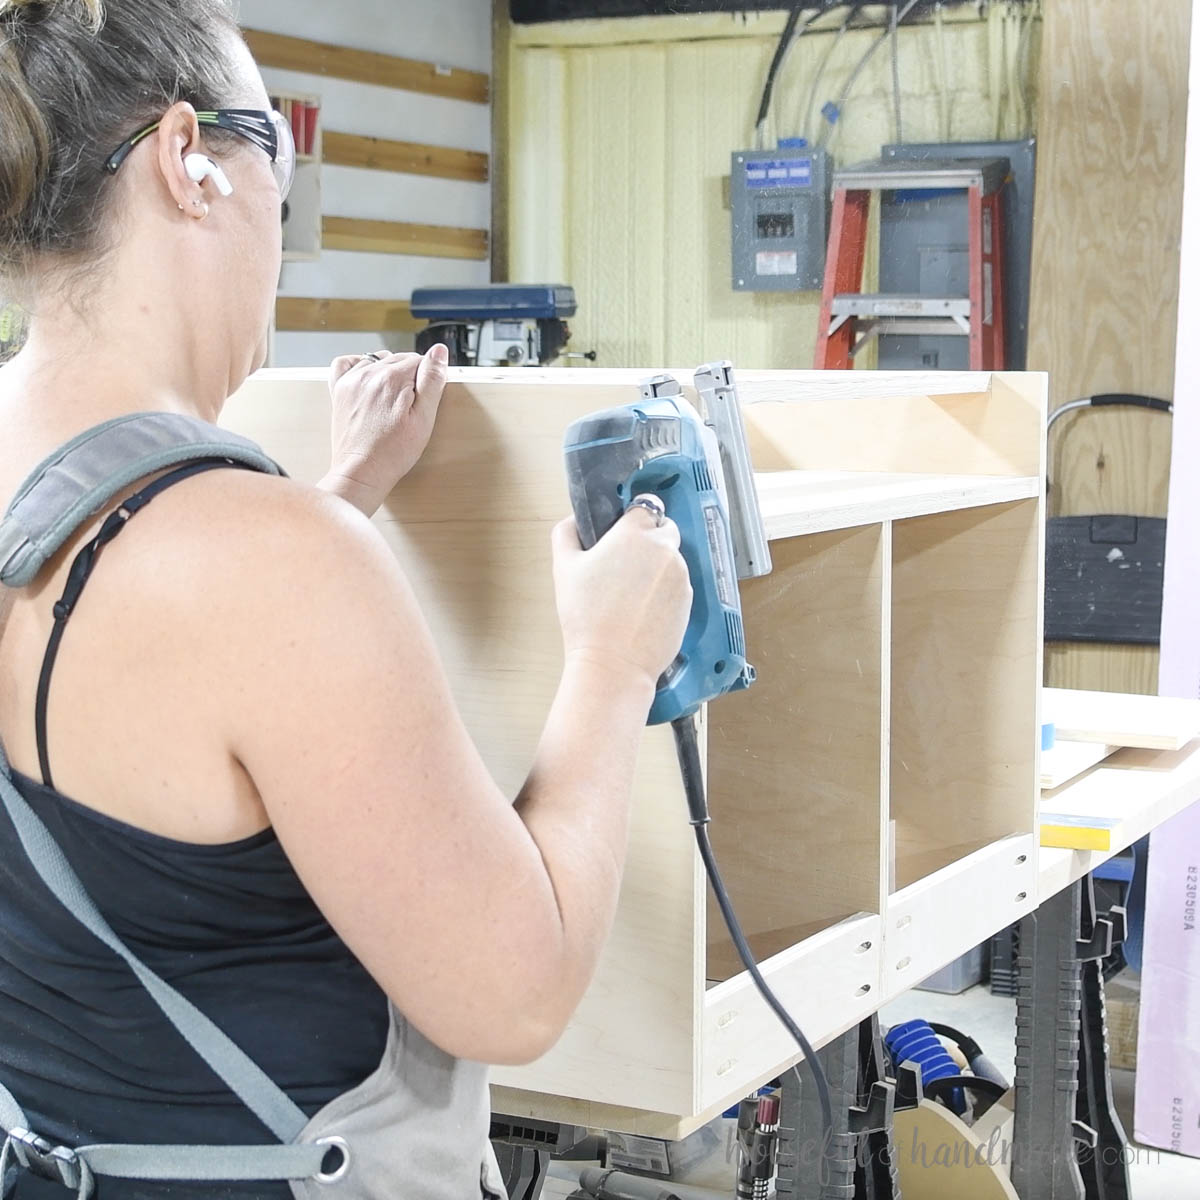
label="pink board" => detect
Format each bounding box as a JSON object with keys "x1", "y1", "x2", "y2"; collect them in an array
[{"x1": 1136, "y1": 7, "x2": 1200, "y2": 1156}]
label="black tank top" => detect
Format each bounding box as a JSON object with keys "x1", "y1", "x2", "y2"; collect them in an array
[{"x1": 0, "y1": 465, "x2": 390, "y2": 1198}]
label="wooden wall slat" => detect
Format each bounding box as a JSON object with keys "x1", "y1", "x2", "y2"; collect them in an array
[
  {"x1": 244, "y1": 29, "x2": 489, "y2": 105},
  {"x1": 322, "y1": 216, "x2": 489, "y2": 260},
  {"x1": 275, "y1": 298, "x2": 423, "y2": 334},
  {"x1": 323, "y1": 131, "x2": 489, "y2": 183},
  {"x1": 1027, "y1": 0, "x2": 1192, "y2": 694}
]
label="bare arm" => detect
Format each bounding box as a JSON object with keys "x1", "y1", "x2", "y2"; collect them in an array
[{"x1": 213, "y1": 481, "x2": 688, "y2": 1065}]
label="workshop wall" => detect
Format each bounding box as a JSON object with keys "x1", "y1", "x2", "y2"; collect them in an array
[
  {"x1": 504, "y1": 5, "x2": 1039, "y2": 370},
  {"x1": 237, "y1": 0, "x2": 493, "y2": 366}
]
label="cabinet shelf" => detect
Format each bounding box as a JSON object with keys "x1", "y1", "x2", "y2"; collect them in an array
[
  {"x1": 222, "y1": 366, "x2": 1046, "y2": 1139},
  {"x1": 756, "y1": 470, "x2": 1041, "y2": 539}
]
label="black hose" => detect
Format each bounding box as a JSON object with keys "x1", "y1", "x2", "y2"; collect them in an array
[
  {"x1": 1088, "y1": 393, "x2": 1173, "y2": 414},
  {"x1": 927, "y1": 1021, "x2": 983, "y2": 1062}
]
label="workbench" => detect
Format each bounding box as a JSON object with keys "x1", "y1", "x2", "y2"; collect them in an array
[{"x1": 221, "y1": 365, "x2": 1199, "y2": 1153}]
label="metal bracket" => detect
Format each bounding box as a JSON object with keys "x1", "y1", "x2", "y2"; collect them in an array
[
  {"x1": 893, "y1": 1061, "x2": 925, "y2": 1113},
  {"x1": 849, "y1": 1081, "x2": 897, "y2": 1136},
  {"x1": 640, "y1": 373, "x2": 683, "y2": 401},
  {"x1": 1104, "y1": 906, "x2": 1128, "y2": 949},
  {"x1": 1077, "y1": 916, "x2": 1115, "y2": 963}
]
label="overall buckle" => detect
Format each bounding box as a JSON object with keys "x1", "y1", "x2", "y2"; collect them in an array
[{"x1": 7, "y1": 1127, "x2": 83, "y2": 1189}]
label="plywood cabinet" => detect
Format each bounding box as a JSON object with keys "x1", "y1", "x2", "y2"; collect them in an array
[{"x1": 223, "y1": 366, "x2": 1046, "y2": 1137}]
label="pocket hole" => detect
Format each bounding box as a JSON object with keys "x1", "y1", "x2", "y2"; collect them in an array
[
  {"x1": 896, "y1": 916, "x2": 912, "y2": 931},
  {"x1": 1016, "y1": 891, "x2": 1028, "y2": 903},
  {"x1": 855, "y1": 984, "x2": 872, "y2": 997},
  {"x1": 857, "y1": 941, "x2": 873, "y2": 954},
  {"x1": 1016, "y1": 854, "x2": 1028, "y2": 866},
  {"x1": 896, "y1": 956, "x2": 912, "y2": 971}
]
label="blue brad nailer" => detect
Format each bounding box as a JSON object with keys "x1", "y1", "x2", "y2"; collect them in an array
[
  {"x1": 563, "y1": 363, "x2": 772, "y2": 725},
  {"x1": 563, "y1": 363, "x2": 834, "y2": 1140}
]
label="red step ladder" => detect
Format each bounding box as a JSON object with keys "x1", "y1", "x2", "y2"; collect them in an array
[{"x1": 815, "y1": 157, "x2": 1009, "y2": 371}]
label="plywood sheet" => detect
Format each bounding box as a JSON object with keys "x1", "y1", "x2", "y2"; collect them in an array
[
  {"x1": 1030, "y1": 0, "x2": 1191, "y2": 696},
  {"x1": 1040, "y1": 739, "x2": 1119, "y2": 790},
  {"x1": 706, "y1": 527, "x2": 886, "y2": 979},
  {"x1": 890, "y1": 501, "x2": 1043, "y2": 886},
  {"x1": 221, "y1": 370, "x2": 704, "y2": 1115},
  {"x1": 1043, "y1": 688, "x2": 1200, "y2": 751},
  {"x1": 1039, "y1": 741, "x2": 1200, "y2": 853}
]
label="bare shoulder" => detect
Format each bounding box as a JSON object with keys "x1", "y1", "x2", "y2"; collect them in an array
[
  {"x1": 140, "y1": 467, "x2": 408, "y2": 621},
  {"x1": 106, "y1": 464, "x2": 426, "y2": 751}
]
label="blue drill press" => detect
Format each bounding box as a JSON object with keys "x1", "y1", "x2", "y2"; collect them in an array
[{"x1": 412, "y1": 284, "x2": 596, "y2": 367}]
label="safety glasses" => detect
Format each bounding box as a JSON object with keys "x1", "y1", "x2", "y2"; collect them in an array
[{"x1": 103, "y1": 109, "x2": 296, "y2": 201}]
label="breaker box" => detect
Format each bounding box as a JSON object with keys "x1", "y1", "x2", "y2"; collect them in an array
[{"x1": 731, "y1": 144, "x2": 831, "y2": 292}]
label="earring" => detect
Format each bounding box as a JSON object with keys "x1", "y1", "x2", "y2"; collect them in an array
[
  {"x1": 177, "y1": 203, "x2": 184, "y2": 211},
  {"x1": 192, "y1": 200, "x2": 204, "y2": 208}
]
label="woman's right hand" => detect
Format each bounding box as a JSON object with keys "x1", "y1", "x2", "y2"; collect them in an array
[{"x1": 551, "y1": 497, "x2": 693, "y2": 692}]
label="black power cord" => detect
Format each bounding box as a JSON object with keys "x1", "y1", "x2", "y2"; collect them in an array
[
  {"x1": 754, "y1": 3, "x2": 840, "y2": 146},
  {"x1": 671, "y1": 714, "x2": 834, "y2": 1140}
]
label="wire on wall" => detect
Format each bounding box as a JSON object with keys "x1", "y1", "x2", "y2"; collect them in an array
[
  {"x1": 755, "y1": 4, "x2": 825, "y2": 148},
  {"x1": 800, "y1": 5, "x2": 855, "y2": 142},
  {"x1": 935, "y1": 1, "x2": 951, "y2": 141},
  {"x1": 890, "y1": 1, "x2": 903, "y2": 142},
  {"x1": 816, "y1": 0, "x2": 920, "y2": 149}
]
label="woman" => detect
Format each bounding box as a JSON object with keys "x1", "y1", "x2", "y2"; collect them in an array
[{"x1": 0, "y1": 1, "x2": 691, "y2": 1196}]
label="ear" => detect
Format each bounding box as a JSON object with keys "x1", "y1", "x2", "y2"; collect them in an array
[{"x1": 155, "y1": 102, "x2": 209, "y2": 221}]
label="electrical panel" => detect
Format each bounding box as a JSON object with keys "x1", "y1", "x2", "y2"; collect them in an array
[
  {"x1": 876, "y1": 138, "x2": 1036, "y2": 370},
  {"x1": 730, "y1": 145, "x2": 830, "y2": 293}
]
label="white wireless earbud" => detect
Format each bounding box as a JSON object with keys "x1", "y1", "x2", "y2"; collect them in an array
[{"x1": 184, "y1": 153, "x2": 234, "y2": 198}]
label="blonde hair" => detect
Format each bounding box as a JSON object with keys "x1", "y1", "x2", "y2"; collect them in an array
[{"x1": 0, "y1": 0, "x2": 238, "y2": 286}]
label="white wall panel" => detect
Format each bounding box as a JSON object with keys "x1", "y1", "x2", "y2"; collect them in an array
[
  {"x1": 260, "y1": 68, "x2": 491, "y2": 153},
  {"x1": 236, "y1": 0, "x2": 492, "y2": 73},
  {"x1": 318, "y1": 166, "x2": 491, "y2": 229},
  {"x1": 281, "y1": 252, "x2": 486, "y2": 301},
  {"x1": 236, "y1": 0, "x2": 492, "y2": 366},
  {"x1": 273, "y1": 331, "x2": 417, "y2": 365}
]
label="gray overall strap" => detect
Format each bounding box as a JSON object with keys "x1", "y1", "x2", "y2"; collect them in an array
[
  {"x1": 0, "y1": 740, "x2": 329, "y2": 1195},
  {"x1": 0, "y1": 412, "x2": 284, "y2": 589}
]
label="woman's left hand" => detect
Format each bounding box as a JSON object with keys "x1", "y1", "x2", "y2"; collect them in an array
[{"x1": 319, "y1": 343, "x2": 450, "y2": 516}]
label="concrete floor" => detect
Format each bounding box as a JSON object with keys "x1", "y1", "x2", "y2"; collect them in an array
[{"x1": 538, "y1": 979, "x2": 1200, "y2": 1198}]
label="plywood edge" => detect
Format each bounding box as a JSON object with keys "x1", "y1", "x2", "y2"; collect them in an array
[
  {"x1": 1040, "y1": 739, "x2": 1119, "y2": 789},
  {"x1": 244, "y1": 28, "x2": 490, "y2": 104},
  {"x1": 880, "y1": 520, "x2": 894, "y2": 901},
  {"x1": 1039, "y1": 820, "x2": 1113, "y2": 852},
  {"x1": 988, "y1": 372, "x2": 1050, "y2": 479},
  {"x1": 1037, "y1": 740, "x2": 1200, "y2": 901},
  {"x1": 488, "y1": 1087, "x2": 698, "y2": 1141},
  {"x1": 885, "y1": 836, "x2": 1037, "y2": 1000},
  {"x1": 758, "y1": 472, "x2": 1040, "y2": 540},
  {"x1": 1043, "y1": 687, "x2": 1200, "y2": 750},
  {"x1": 702, "y1": 914, "x2": 881, "y2": 1112}
]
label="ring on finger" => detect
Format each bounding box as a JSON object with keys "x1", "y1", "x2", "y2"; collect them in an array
[
  {"x1": 362, "y1": 351, "x2": 388, "y2": 363},
  {"x1": 626, "y1": 496, "x2": 666, "y2": 528}
]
